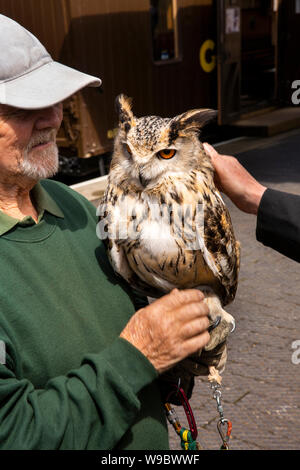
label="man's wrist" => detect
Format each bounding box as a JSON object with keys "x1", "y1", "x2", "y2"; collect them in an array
[{"x1": 247, "y1": 185, "x2": 267, "y2": 215}]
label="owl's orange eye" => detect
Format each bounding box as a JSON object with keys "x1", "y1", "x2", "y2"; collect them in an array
[
  {"x1": 126, "y1": 144, "x2": 132, "y2": 155},
  {"x1": 157, "y1": 149, "x2": 176, "y2": 159}
]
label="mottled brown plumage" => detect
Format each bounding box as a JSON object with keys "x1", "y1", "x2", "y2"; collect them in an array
[{"x1": 99, "y1": 95, "x2": 240, "y2": 379}]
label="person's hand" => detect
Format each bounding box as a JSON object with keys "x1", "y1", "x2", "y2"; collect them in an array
[
  {"x1": 120, "y1": 288, "x2": 210, "y2": 374},
  {"x1": 203, "y1": 142, "x2": 267, "y2": 215}
]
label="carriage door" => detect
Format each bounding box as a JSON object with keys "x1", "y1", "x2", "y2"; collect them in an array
[{"x1": 217, "y1": 0, "x2": 242, "y2": 124}]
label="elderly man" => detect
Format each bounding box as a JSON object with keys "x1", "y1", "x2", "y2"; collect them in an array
[{"x1": 0, "y1": 15, "x2": 213, "y2": 450}]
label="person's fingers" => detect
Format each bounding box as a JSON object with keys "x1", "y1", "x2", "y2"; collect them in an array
[
  {"x1": 203, "y1": 143, "x2": 225, "y2": 191},
  {"x1": 170, "y1": 288, "x2": 205, "y2": 303},
  {"x1": 180, "y1": 316, "x2": 210, "y2": 340},
  {"x1": 181, "y1": 331, "x2": 211, "y2": 356},
  {"x1": 175, "y1": 300, "x2": 209, "y2": 323},
  {"x1": 203, "y1": 142, "x2": 219, "y2": 160},
  {"x1": 152, "y1": 288, "x2": 205, "y2": 311}
]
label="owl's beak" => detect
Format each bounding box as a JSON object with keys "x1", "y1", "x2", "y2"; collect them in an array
[{"x1": 139, "y1": 172, "x2": 149, "y2": 187}]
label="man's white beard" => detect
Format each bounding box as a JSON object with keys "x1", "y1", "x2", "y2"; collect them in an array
[{"x1": 19, "y1": 129, "x2": 59, "y2": 180}]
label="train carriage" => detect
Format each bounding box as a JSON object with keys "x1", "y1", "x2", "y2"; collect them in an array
[{"x1": 0, "y1": 0, "x2": 299, "y2": 176}]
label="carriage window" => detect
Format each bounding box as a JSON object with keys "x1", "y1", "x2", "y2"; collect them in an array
[{"x1": 150, "y1": 0, "x2": 179, "y2": 62}]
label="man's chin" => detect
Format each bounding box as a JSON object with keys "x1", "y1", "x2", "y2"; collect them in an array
[{"x1": 20, "y1": 146, "x2": 59, "y2": 180}]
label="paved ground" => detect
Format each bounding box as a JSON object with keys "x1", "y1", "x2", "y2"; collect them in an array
[{"x1": 168, "y1": 129, "x2": 300, "y2": 450}]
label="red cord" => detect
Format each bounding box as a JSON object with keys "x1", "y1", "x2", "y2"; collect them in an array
[{"x1": 166, "y1": 385, "x2": 198, "y2": 440}]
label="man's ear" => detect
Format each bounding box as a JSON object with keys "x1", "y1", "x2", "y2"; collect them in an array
[
  {"x1": 115, "y1": 94, "x2": 135, "y2": 132},
  {"x1": 170, "y1": 108, "x2": 217, "y2": 137}
]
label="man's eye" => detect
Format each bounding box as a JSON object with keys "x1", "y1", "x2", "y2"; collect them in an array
[{"x1": 14, "y1": 110, "x2": 32, "y2": 119}]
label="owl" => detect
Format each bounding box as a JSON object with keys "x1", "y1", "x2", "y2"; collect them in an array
[{"x1": 99, "y1": 95, "x2": 240, "y2": 380}]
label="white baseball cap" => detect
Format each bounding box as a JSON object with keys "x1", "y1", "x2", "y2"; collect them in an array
[{"x1": 0, "y1": 14, "x2": 102, "y2": 110}]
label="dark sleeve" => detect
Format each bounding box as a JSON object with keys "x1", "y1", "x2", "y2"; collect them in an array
[{"x1": 256, "y1": 188, "x2": 300, "y2": 262}]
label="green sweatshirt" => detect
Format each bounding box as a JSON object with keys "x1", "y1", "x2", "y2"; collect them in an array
[{"x1": 0, "y1": 179, "x2": 168, "y2": 450}]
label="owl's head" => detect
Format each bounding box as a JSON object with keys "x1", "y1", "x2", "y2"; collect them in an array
[{"x1": 111, "y1": 94, "x2": 217, "y2": 188}]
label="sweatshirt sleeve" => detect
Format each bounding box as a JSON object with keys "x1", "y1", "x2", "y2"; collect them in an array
[
  {"x1": 0, "y1": 335, "x2": 158, "y2": 450},
  {"x1": 256, "y1": 188, "x2": 300, "y2": 262}
]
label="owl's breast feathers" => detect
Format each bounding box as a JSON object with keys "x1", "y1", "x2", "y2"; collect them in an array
[{"x1": 100, "y1": 170, "x2": 240, "y2": 306}]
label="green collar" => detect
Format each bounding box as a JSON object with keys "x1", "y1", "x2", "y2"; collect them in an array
[{"x1": 0, "y1": 181, "x2": 64, "y2": 236}]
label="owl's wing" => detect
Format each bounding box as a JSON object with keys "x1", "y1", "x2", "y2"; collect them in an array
[
  {"x1": 98, "y1": 184, "x2": 162, "y2": 298},
  {"x1": 201, "y1": 189, "x2": 240, "y2": 305},
  {"x1": 98, "y1": 185, "x2": 134, "y2": 283}
]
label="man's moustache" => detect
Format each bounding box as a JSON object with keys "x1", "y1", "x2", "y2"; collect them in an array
[{"x1": 27, "y1": 130, "x2": 56, "y2": 151}]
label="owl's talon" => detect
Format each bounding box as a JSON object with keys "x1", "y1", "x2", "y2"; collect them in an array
[
  {"x1": 204, "y1": 316, "x2": 235, "y2": 351},
  {"x1": 208, "y1": 315, "x2": 221, "y2": 332}
]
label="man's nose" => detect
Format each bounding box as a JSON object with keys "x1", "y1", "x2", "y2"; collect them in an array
[{"x1": 34, "y1": 103, "x2": 63, "y2": 131}]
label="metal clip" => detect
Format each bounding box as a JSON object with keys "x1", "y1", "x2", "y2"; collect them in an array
[
  {"x1": 217, "y1": 419, "x2": 232, "y2": 450},
  {"x1": 165, "y1": 402, "x2": 181, "y2": 433},
  {"x1": 210, "y1": 381, "x2": 232, "y2": 450}
]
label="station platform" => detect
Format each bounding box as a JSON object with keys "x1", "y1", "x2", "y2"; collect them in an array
[
  {"x1": 229, "y1": 107, "x2": 300, "y2": 137},
  {"x1": 71, "y1": 174, "x2": 107, "y2": 204}
]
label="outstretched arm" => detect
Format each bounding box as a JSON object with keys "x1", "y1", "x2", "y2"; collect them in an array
[{"x1": 203, "y1": 143, "x2": 300, "y2": 262}]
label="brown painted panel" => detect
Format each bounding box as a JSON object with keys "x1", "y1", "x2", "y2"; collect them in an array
[
  {"x1": 0, "y1": 0, "x2": 68, "y2": 59},
  {"x1": 152, "y1": 3, "x2": 217, "y2": 117},
  {"x1": 217, "y1": 0, "x2": 242, "y2": 124}
]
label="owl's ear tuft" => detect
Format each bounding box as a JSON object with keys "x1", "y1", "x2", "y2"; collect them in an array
[
  {"x1": 115, "y1": 94, "x2": 135, "y2": 132},
  {"x1": 170, "y1": 109, "x2": 217, "y2": 138}
]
